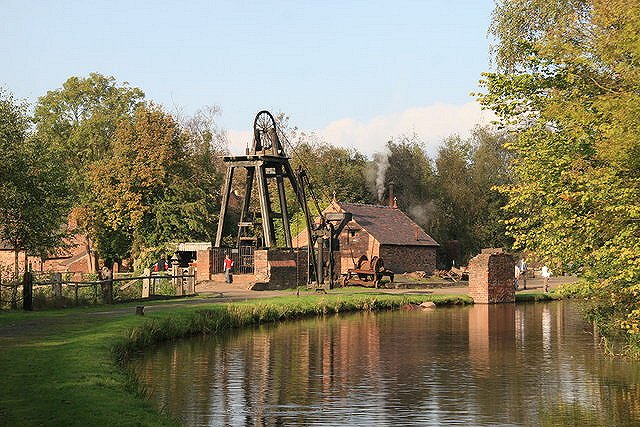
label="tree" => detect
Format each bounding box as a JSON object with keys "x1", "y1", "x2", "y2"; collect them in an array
[
  {"x1": 433, "y1": 128, "x2": 513, "y2": 263},
  {"x1": 89, "y1": 104, "x2": 223, "y2": 266},
  {"x1": 0, "y1": 89, "x2": 71, "y2": 282},
  {"x1": 34, "y1": 73, "x2": 144, "y2": 184},
  {"x1": 34, "y1": 73, "x2": 145, "y2": 269},
  {"x1": 478, "y1": 0, "x2": 640, "y2": 337}
]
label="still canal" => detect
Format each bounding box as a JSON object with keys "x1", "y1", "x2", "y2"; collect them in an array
[{"x1": 131, "y1": 302, "x2": 640, "y2": 426}]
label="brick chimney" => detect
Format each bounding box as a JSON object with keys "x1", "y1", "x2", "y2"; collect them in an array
[{"x1": 388, "y1": 182, "x2": 395, "y2": 207}]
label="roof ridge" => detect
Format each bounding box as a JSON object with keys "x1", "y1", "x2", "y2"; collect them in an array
[{"x1": 336, "y1": 201, "x2": 394, "y2": 209}]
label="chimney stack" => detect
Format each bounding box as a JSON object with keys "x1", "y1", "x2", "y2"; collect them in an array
[{"x1": 388, "y1": 182, "x2": 395, "y2": 207}]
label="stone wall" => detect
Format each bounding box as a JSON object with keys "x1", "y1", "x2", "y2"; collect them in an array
[
  {"x1": 252, "y1": 248, "x2": 308, "y2": 290},
  {"x1": 468, "y1": 252, "x2": 515, "y2": 304},
  {"x1": 378, "y1": 245, "x2": 437, "y2": 274}
]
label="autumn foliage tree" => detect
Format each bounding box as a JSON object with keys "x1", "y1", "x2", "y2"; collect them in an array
[
  {"x1": 479, "y1": 0, "x2": 640, "y2": 340},
  {"x1": 89, "y1": 104, "x2": 222, "y2": 266}
]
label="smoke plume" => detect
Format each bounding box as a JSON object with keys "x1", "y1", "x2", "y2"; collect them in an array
[{"x1": 366, "y1": 150, "x2": 390, "y2": 202}]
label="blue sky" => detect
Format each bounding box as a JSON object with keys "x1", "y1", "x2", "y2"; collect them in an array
[{"x1": 2, "y1": 0, "x2": 495, "y2": 154}]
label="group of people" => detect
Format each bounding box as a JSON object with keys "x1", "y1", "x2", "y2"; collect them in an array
[{"x1": 515, "y1": 259, "x2": 552, "y2": 292}]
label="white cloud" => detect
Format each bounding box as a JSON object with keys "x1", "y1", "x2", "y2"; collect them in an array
[{"x1": 226, "y1": 101, "x2": 496, "y2": 156}]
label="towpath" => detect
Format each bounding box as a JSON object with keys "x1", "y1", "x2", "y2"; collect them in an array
[{"x1": 0, "y1": 276, "x2": 576, "y2": 343}]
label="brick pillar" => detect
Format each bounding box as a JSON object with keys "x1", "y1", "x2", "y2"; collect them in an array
[
  {"x1": 196, "y1": 249, "x2": 211, "y2": 283},
  {"x1": 254, "y1": 250, "x2": 269, "y2": 281},
  {"x1": 468, "y1": 252, "x2": 515, "y2": 303}
]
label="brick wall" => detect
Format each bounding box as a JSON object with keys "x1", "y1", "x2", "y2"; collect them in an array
[
  {"x1": 468, "y1": 253, "x2": 515, "y2": 304},
  {"x1": 0, "y1": 250, "x2": 29, "y2": 279},
  {"x1": 253, "y1": 248, "x2": 308, "y2": 290},
  {"x1": 378, "y1": 245, "x2": 437, "y2": 274},
  {"x1": 336, "y1": 227, "x2": 376, "y2": 273},
  {"x1": 196, "y1": 249, "x2": 212, "y2": 283}
]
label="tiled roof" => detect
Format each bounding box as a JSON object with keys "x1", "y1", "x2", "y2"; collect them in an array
[{"x1": 335, "y1": 202, "x2": 439, "y2": 246}]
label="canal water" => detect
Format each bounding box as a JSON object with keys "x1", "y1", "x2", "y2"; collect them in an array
[{"x1": 131, "y1": 302, "x2": 640, "y2": 426}]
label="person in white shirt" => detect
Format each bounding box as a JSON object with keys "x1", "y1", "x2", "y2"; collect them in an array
[{"x1": 541, "y1": 265, "x2": 552, "y2": 292}]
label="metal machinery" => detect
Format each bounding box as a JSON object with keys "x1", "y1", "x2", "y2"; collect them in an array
[
  {"x1": 214, "y1": 110, "x2": 350, "y2": 290},
  {"x1": 342, "y1": 255, "x2": 395, "y2": 288}
]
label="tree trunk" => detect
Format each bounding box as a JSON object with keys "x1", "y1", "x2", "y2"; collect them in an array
[
  {"x1": 12, "y1": 249, "x2": 19, "y2": 309},
  {"x1": 86, "y1": 238, "x2": 94, "y2": 273},
  {"x1": 13, "y1": 249, "x2": 18, "y2": 280}
]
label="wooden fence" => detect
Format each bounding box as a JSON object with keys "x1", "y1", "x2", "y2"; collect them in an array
[{"x1": 0, "y1": 266, "x2": 196, "y2": 311}]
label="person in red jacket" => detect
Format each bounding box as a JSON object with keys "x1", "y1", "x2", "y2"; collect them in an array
[{"x1": 224, "y1": 255, "x2": 234, "y2": 283}]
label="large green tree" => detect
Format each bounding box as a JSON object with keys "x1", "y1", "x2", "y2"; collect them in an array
[
  {"x1": 479, "y1": 0, "x2": 640, "y2": 336},
  {"x1": 0, "y1": 89, "x2": 70, "y2": 280},
  {"x1": 434, "y1": 128, "x2": 513, "y2": 263},
  {"x1": 34, "y1": 73, "x2": 144, "y2": 183},
  {"x1": 34, "y1": 73, "x2": 145, "y2": 269}
]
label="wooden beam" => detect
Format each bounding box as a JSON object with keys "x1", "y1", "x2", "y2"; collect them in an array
[
  {"x1": 275, "y1": 165, "x2": 292, "y2": 248},
  {"x1": 236, "y1": 167, "x2": 255, "y2": 244},
  {"x1": 255, "y1": 165, "x2": 274, "y2": 247},
  {"x1": 214, "y1": 166, "x2": 234, "y2": 247}
]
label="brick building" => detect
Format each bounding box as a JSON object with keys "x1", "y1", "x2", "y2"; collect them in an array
[
  {"x1": 0, "y1": 226, "x2": 96, "y2": 279},
  {"x1": 294, "y1": 201, "x2": 439, "y2": 274}
]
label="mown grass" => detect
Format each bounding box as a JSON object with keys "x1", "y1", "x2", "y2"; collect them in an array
[{"x1": 0, "y1": 292, "x2": 470, "y2": 426}]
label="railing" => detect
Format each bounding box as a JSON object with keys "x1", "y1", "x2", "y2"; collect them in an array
[{"x1": 0, "y1": 267, "x2": 196, "y2": 311}]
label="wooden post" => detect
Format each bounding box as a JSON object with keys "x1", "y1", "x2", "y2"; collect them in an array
[
  {"x1": 187, "y1": 266, "x2": 195, "y2": 294},
  {"x1": 52, "y1": 272, "x2": 62, "y2": 299},
  {"x1": 74, "y1": 283, "x2": 79, "y2": 305},
  {"x1": 101, "y1": 267, "x2": 113, "y2": 304},
  {"x1": 22, "y1": 271, "x2": 33, "y2": 311},
  {"x1": 172, "y1": 261, "x2": 182, "y2": 296},
  {"x1": 142, "y1": 268, "x2": 151, "y2": 298},
  {"x1": 236, "y1": 166, "x2": 255, "y2": 244},
  {"x1": 256, "y1": 164, "x2": 275, "y2": 247},
  {"x1": 215, "y1": 166, "x2": 235, "y2": 247},
  {"x1": 275, "y1": 165, "x2": 292, "y2": 247}
]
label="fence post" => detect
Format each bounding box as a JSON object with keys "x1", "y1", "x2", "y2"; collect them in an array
[
  {"x1": 52, "y1": 272, "x2": 62, "y2": 300},
  {"x1": 74, "y1": 283, "x2": 79, "y2": 305},
  {"x1": 142, "y1": 268, "x2": 151, "y2": 298},
  {"x1": 22, "y1": 271, "x2": 33, "y2": 311},
  {"x1": 187, "y1": 266, "x2": 195, "y2": 294},
  {"x1": 101, "y1": 268, "x2": 113, "y2": 304},
  {"x1": 172, "y1": 260, "x2": 182, "y2": 296}
]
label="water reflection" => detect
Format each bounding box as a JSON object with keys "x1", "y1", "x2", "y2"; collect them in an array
[{"x1": 132, "y1": 302, "x2": 640, "y2": 426}]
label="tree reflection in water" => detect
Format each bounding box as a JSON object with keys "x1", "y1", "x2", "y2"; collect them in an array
[{"x1": 132, "y1": 302, "x2": 640, "y2": 426}]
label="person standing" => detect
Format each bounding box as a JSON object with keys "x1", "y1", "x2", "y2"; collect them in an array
[
  {"x1": 153, "y1": 256, "x2": 168, "y2": 272},
  {"x1": 224, "y1": 254, "x2": 234, "y2": 284},
  {"x1": 541, "y1": 265, "x2": 552, "y2": 292},
  {"x1": 518, "y1": 259, "x2": 528, "y2": 290}
]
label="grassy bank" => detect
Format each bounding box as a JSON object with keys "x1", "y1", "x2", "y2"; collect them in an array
[{"x1": 0, "y1": 292, "x2": 470, "y2": 426}]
